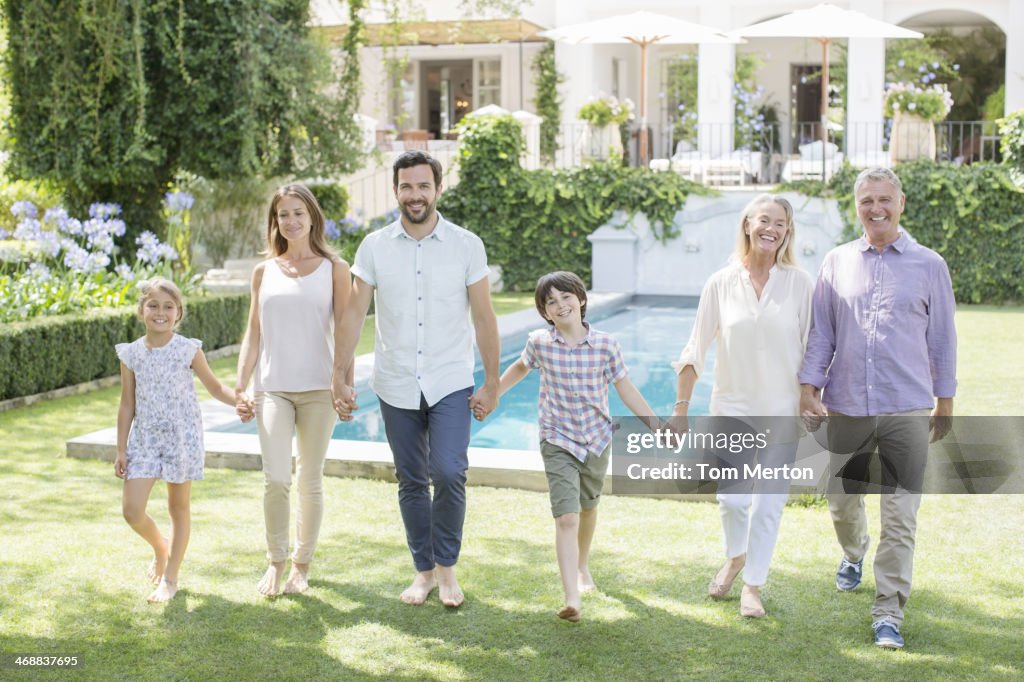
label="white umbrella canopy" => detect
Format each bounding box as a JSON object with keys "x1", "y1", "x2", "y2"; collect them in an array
[
  {"x1": 540, "y1": 11, "x2": 740, "y2": 165},
  {"x1": 732, "y1": 3, "x2": 923, "y2": 142}
]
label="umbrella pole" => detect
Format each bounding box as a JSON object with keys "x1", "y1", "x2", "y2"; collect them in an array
[
  {"x1": 640, "y1": 41, "x2": 649, "y2": 167},
  {"x1": 820, "y1": 37, "x2": 830, "y2": 181}
]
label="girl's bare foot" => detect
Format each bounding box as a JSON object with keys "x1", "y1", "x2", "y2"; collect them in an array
[
  {"x1": 147, "y1": 578, "x2": 178, "y2": 603},
  {"x1": 283, "y1": 562, "x2": 310, "y2": 594},
  {"x1": 435, "y1": 565, "x2": 464, "y2": 607},
  {"x1": 400, "y1": 570, "x2": 437, "y2": 605},
  {"x1": 148, "y1": 537, "x2": 169, "y2": 585},
  {"x1": 578, "y1": 567, "x2": 597, "y2": 594},
  {"x1": 257, "y1": 561, "x2": 286, "y2": 597},
  {"x1": 557, "y1": 604, "x2": 581, "y2": 622}
]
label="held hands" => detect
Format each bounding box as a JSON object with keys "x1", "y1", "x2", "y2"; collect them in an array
[
  {"x1": 235, "y1": 389, "x2": 255, "y2": 423},
  {"x1": 333, "y1": 383, "x2": 358, "y2": 422},
  {"x1": 665, "y1": 404, "x2": 690, "y2": 435},
  {"x1": 469, "y1": 382, "x2": 498, "y2": 421},
  {"x1": 114, "y1": 452, "x2": 127, "y2": 479},
  {"x1": 800, "y1": 386, "x2": 828, "y2": 432}
]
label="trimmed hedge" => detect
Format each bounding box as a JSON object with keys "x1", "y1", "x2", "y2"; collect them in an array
[
  {"x1": 779, "y1": 161, "x2": 1024, "y2": 303},
  {"x1": 0, "y1": 292, "x2": 249, "y2": 401}
]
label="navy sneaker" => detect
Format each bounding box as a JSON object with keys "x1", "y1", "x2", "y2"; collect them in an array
[
  {"x1": 835, "y1": 555, "x2": 863, "y2": 591},
  {"x1": 873, "y1": 619, "x2": 905, "y2": 649}
]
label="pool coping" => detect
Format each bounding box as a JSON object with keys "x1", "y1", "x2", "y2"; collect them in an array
[{"x1": 66, "y1": 293, "x2": 640, "y2": 496}]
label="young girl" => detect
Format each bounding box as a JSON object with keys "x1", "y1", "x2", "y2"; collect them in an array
[
  {"x1": 498, "y1": 271, "x2": 659, "y2": 622},
  {"x1": 116, "y1": 278, "x2": 250, "y2": 603}
]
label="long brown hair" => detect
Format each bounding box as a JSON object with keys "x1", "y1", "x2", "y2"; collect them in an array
[{"x1": 264, "y1": 184, "x2": 336, "y2": 259}]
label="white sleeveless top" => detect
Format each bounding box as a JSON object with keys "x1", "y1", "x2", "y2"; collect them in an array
[{"x1": 256, "y1": 258, "x2": 334, "y2": 392}]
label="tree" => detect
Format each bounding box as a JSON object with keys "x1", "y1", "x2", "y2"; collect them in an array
[{"x1": 2, "y1": 0, "x2": 364, "y2": 240}]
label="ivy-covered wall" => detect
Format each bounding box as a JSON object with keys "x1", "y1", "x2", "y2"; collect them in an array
[
  {"x1": 440, "y1": 114, "x2": 709, "y2": 291},
  {"x1": 801, "y1": 161, "x2": 1024, "y2": 304}
]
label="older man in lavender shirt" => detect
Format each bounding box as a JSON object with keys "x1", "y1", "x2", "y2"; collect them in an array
[{"x1": 798, "y1": 167, "x2": 956, "y2": 650}]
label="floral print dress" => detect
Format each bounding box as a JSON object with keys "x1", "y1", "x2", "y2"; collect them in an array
[{"x1": 115, "y1": 334, "x2": 205, "y2": 483}]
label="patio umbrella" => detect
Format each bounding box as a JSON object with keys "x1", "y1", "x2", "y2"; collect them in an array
[
  {"x1": 732, "y1": 3, "x2": 922, "y2": 147},
  {"x1": 540, "y1": 11, "x2": 739, "y2": 166}
]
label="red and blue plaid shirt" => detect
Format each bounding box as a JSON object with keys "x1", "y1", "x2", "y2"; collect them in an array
[{"x1": 522, "y1": 323, "x2": 627, "y2": 462}]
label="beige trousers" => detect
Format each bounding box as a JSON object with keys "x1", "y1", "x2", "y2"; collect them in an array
[
  {"x1": 256, "y1": 390, "x2": 336, "y2": 564},
  {"x1": 827, "y1": 409, "x2": 931, "y2": 625}
]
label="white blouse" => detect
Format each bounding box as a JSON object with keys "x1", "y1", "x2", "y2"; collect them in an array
[{"x1": 673, "y1": 261, "x2": 814, "y2": 417}]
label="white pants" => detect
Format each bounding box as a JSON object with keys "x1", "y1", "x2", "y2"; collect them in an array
[
  {"x1": 716, "y1": 443, "x2": 794, "y2": 587},
  {"x1": 256, "y1": 390, "x2": 336, "y2": 564}
]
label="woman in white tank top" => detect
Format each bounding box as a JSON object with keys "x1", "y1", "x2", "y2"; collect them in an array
[{"x1": 235, "y1": 184, "x2": 352, "y2": 597}]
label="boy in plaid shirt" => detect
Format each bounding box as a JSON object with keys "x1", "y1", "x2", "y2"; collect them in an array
[{"x1": 498, "y1": 271, "x2": 657, "y2": 622}]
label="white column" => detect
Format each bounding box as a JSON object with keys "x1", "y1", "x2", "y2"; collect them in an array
[
  {"x1": 1007, "y1": 1, "x2": 1024, "y2": 115},
  {"x1": 698, "y1": 2, "x2": 735, "y2": 156},
  {"x1": 847, "y1": 1, "x2": 887, "y2": 162}
]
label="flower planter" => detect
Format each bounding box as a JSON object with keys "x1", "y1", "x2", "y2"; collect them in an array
[
  {"x1": 582, "y1": 124, "x2": 624, "y2": 161},
  {"x1": 890, "y1": 112, "x2": 936, "y2": 163}
]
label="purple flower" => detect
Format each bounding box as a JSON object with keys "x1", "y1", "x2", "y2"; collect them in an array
[
  {"x1": 89, "y1": 203, "x2": 122, "y2": 220},
  {"x1": 325, "y1": 219, "x2": 340, "y2": 240},
  {"x1": 27, "y1": 262, "x2": 52, "y2": 282},
  {"x1": 43, "y1": 207, "x2": 69, "y2": 224},
  {"x1": 10, "y1": 201, "x2": 37, "y2": 219},
  {"x1": 115, "y1": 263, "x2": 135, "y2": 281},
  {"x1": 164, "y1": 191, "x2": 195, "y2": 212}
]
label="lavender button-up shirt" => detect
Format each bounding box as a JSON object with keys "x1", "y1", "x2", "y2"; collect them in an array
[{"x1": 798, "y1": 231, "x2": 957, "y2": 416}]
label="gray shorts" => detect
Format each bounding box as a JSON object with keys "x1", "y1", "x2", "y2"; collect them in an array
[{"x1": 540, "y1": 441, "x2": 611, "y2": 517}]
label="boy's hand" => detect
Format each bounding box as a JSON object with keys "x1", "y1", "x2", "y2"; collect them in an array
[
  {"x1": 469, "y1": 383, "x2": 498, "y2": 421},
  {"x1": 114, "y1": 452, "x2": 127, "y2": 479}
]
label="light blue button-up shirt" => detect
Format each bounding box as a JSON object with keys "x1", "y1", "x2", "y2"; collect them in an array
[{"x1": 798, "y1": 231, "x2": 957, "y2": 416}]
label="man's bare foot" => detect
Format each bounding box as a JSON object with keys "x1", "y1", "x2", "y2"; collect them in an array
[
  {"x1": 435, "y1": 564, "x2": 464, "y2": 607},
  {"x1": 257, "y1": 561, "x2": 286, "y2": 597},
  {"x1": 400, "y1": 570, "x2": 437, "y2": 605},
  {"x1": 557, "y1": 604, "x2": 581, "y2": 622},
  {"x1": 283, "y1": 562, "x2": 310, "y2": 594},
  {"x1": 578, "y1": 567, "x2": 597, "y2": 594},
  {"x1": 148, "y1": 537, "x2": 169, "y2": 585},
  {"x1": 147, "y1": 578, "x2": 177, "y2": 603}
]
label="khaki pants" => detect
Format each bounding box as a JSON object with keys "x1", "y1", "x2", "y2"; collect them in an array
[
  {"x1": 827, "y1": 409, "x2": 930, "y2": 625},
  {"x1": 256, "y1": 390, "x2": 336, "y2": 564}
]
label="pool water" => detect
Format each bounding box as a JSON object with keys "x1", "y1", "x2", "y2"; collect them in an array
[{"x1": 214, "y1": 302, "x2": 716, "y2": 451}]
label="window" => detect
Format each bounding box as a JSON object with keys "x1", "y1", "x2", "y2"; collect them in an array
[{"x1": 475, "y1": 59, "x2": 501, "y2": 108}]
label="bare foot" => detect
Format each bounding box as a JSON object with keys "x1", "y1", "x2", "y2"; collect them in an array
[
  {"x1": 283, "y1": 562, "x2": 310, "y2": 594},
  {"x1": 257, "y1": 561, "x2": 286, "y2": 597},
  {"x1": 148, "y1": 537, "x2": 169, "y2": 585},
  {"x1": 740, "y1": 584, "x2": 766, "y2": 618},
  {"x1": 434, "y1": 564, "x2": 464, "y2": 607},
  {"x1": 708, "y1": 555, "x2": 746, "y2": 600},
  {"x1": 578, "y1": 566, "x2": 597, "y2": 594},
  {"x1": 400, "y1": 570, "x2": 437, "y2": 605},
  {"x1": 557, "y1": 605, "x2": 581, "y2": 622},
  {"x1": 147, "y1": 578, "x2": 178, "y2": 603}
]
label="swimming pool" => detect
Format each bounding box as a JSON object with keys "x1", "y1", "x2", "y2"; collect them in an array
[{"x1": 213, "y1": 300, "x2": 715, "y2": 451}]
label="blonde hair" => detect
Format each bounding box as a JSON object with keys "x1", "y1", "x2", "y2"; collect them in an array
[
  {"x1": 137, "y1": 277, "x2": 185, "y2": 328},
  {"x1": 264, "y1": 183, "x2": 336, "y2": 259},
  {"x1": 735, "y1": 194, "x2": 797, "y2": 267}
]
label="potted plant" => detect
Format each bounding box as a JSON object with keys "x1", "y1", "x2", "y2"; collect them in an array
[
  {"x1": 577, "y1": 94, "x2": 634, "y2": 160},
  {"x1": 884, "y1": 82, "x2": 954, "y2": 162}
]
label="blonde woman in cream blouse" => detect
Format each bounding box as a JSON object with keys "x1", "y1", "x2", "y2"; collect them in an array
[
  {"x1": 235, "y1": 184, "x2": 352, "y2": 597},
  {"x1": 672, "y1": 194, "x2": 813, "y2": 618}
]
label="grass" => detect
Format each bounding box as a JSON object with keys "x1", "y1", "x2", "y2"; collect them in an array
[{"x1": 0, "y1": 304, "x2": 1022, "y2": 680}]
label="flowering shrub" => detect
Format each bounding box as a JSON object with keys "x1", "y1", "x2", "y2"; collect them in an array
[
  {"x1": 883, "y1": 82, "x2": 954, "y2": 121},
  {"x1": 0, "y1": 196, "x2": 195, "y2": 323},
  {"x1": 325, "y1": 208, "x2": 399, "y2": 262},
  {"x1": 577, "y1": 94, "x2": 635, "y2": 127}
]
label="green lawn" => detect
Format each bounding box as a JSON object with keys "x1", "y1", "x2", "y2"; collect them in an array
[{"x1": 0, "y1": 305, "x2": 1021, "y2": 680}]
